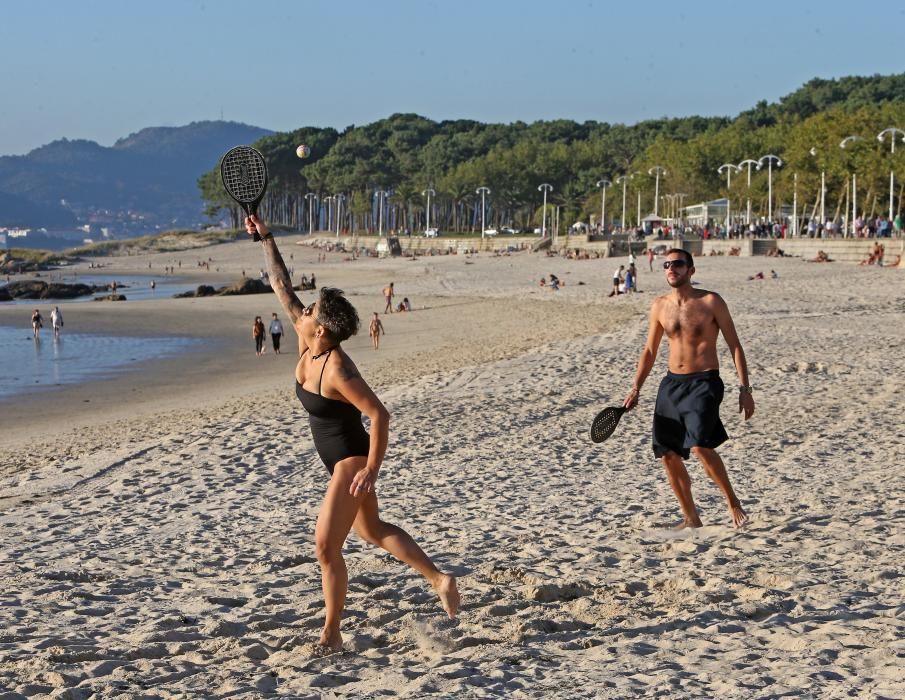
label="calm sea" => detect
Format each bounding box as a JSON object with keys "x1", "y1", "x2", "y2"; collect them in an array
[{"x1": 0, "y1": 326, "x2": 202, "y2": 401}]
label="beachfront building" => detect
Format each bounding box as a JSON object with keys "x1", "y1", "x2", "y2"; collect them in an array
[{"x1": 681, "y1": 198, "x2": 728, "y2": 228}]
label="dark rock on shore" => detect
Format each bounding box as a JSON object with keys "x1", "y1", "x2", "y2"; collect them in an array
[
  {"x1": 218, "y1": 278, "x2": 272, "y2": 296},
  {"x1": 173, "y1": 279, "x2": 273, "y2": 298},
  {"x1": 93, "y1": 294, "x2": 128, "y2": 302},
  {"x1": 4, "y1": 280, "x2": 108, "y2": 299},
  {"x1": 0, "y1": 287, "x2": 12, "y2": 302}
]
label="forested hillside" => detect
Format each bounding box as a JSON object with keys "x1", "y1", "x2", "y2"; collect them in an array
[{"x1": 200, "y1": 73, "x2": 905, "y2": 232}]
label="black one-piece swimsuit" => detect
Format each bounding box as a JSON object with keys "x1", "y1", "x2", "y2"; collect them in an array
[{"x1": 295, "y1": 349, "x2": 370, "y2": 474}]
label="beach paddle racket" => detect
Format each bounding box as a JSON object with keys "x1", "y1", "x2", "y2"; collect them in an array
[
  {"x1": 589, "y1": 406, "x2": 626, "y2": 443},
  {"x1": 220, "y1": 145, "x2": 269, "y2": 241}
]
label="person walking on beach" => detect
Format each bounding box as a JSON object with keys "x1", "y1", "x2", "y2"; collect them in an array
[
  {"x1": 623, "y1": 249, "x2": 753, "y2": 529},
  {"x1": 50, "y1": 306, "x2": 63, "y2": 338},
  {"x1": 245, "y1": 214, "x2": 459, "y2": 650},
  {"x1": 368, "y1": 312, "x2": 385, "y2": 350},
  {"x1": 383, "y1": 282, "x2": 395, "y2": 313},
  {"x1": 31, "y1": 309, "x2": 44, "y2": 338},
  {"x1": 269, "y1": 312, "x2": 284, "y2": 354},
  {"x1": 253, "y1": 316, "x2": 266, "y2": 356}
]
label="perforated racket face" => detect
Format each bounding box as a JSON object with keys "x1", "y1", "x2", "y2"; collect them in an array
[
  {"x1": 589, "y1": 407, "x2": 625, "y2": 443},
  {"x1": 220, "y1": 146, "x2": 267, "y2": 207}
]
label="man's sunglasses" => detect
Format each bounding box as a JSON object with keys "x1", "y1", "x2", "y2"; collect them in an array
[{"x1": 663, "y1": 259, "x2": 689, "y2": 270}]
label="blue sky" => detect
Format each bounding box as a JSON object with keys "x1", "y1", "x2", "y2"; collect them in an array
[{"x1": 3, "y1": 0, "x2": 903, "y2": 156}]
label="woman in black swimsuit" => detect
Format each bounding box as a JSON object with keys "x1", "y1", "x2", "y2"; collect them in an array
[{"x1": 245, "y1": 214, "x2": 459, "y2": 650}]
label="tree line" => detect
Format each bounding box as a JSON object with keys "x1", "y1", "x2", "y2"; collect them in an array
[{"x1": 198, "y1": 73, "x2": 905, "y2": 233}]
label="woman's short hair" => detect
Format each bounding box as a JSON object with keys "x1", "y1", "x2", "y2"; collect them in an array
[{"x1": 316, "y1": 287, "x2": 360, "y2": 342}]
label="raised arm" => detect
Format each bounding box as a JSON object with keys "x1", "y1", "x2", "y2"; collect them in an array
[
  {"x1": 624, "y1": 299, "x2": 665, "y2": 410},
  {"x1": 245, "y1": 215, "x2": 306, "y2": 326},
  {"x1": 713, "y1": 295, "x2": 755, "y2": 420}
]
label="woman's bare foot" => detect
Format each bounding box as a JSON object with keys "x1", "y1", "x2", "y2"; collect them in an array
[
  {"x1": 674, "y1": 517, "x2": 703, "y2": 530},
  {"x1": 729, "y1": 503, "x2": 749, "y2": 528},
  {"x1": 433, "y1": 574, "x2": 460, "y2": 619},
  {"x1": 318, "y1": 627, "x2": 343, "y2": 650}
]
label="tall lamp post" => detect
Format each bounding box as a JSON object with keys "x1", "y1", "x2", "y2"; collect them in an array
[
  {"x1": 305, "y1": 192, "x2": 318, "y2": 233},
  {"x1": 615, "y1": 174, "x2": 632, "y2": 231},
  {"x1": 808, "y1": 147, "x2": 826, "y2": 229},
  {"x1": 422, "y1": 187, "x2": 436, "y2": 232},
  {"x1": 878, "y1": 128, "x2": 905, "y2": 222},
  {"x1": 718, "y1": 163, "x2": 740, "y2": 232},
  {"x1": 757, "y1": 155, "x2": 782, "y2": 224},
  {"x1": 334, "y1": 194, "x2": 345, "y2": 237},
  {"x1": 648, "y1": 166, "x2": 667, "y2": 217},
  {"x1": 537, "y1": 183, "x2": 553, "y2": 238},
  {"x1": 595, "y1": 179, "x2": 611, "y2": 233},
  {"x1": 476, "y1": 186, "x2": 491, "y2": 239},
  {"x1": 840, "y1": 136, "x2": 862, "y2": 236},
  {"x1": 737, "y1": 159, "x2": 758, "y2": 225}
]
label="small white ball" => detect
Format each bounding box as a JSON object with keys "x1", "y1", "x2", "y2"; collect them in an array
[{"x1": 296, "y1": 144, "x2": 311, "y2": 159}]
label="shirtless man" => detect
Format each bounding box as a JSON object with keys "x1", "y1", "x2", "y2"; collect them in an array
[
  {"x1": 368, "y1": 312, "x2": 385, "y2": 350},
  {"x1": 383, "y1": 282, "x2": 395, "y2": 314},
  {"x1": 623, "y1": 248, "x2": 753, "y2": 528}
]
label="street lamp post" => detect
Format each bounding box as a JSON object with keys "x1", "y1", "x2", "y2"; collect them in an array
[
  {"x1": 648, "y1": 166, "x2": 667, "y2": 217},
  {"x1": 615, "y1": 175, "x2": 632, "y2": 231},
  {"x1": 422, "y1": 187, "x2": 436, "y2": 232},
  {"x1": 377, "y1": 190, "x2": 391, "y2": 236},
  {"x1": 537, "y1": 184, "x2": 552, "y2": 238},
  {"x1": 878, "y1": 128, "x2": 905, "y2": 222},
  {"x1": 476, "y1": 186, "x2": 491, "y2": 239},
  {"x1": 305, "y1": 192, "x2": 317, "y2": 233},
  {"x1": 808, "y1": 147, "x2": 826, "y2": 230},
  {"x1": 718, "y1": 163, "x2": 741, "y2": 233},
  {"x1": 738, "y1": 159, "x2": 758, "y2": 225},
  {"x1": 840, "y1": 136, "x2": 862, "y2": 236},
  {"x1": 595, "y1": 179, "x2": 611, "y2": 233},
  {"x1": 334, "y1": 194, "x2": 345, "y2": 237},
  {"x1": 757, "y1": 155, "x2": 782, "y2": 225}
]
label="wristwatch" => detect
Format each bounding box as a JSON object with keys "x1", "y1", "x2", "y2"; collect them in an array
[{"x1": 739, "y1": 385, "x2": 753, "y2": 394}]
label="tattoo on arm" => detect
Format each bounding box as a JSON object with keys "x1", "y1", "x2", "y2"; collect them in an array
[
  {"x1": 262, "y1": 240, "x2": 305, "y2": 322},
  {"x1": 338, "y1": 363, "x2": 361, "y2": 382}
]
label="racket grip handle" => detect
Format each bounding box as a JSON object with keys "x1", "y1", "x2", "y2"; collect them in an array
[{"x1": 252, "y1": 232, "x2": 261, "y2": 242}]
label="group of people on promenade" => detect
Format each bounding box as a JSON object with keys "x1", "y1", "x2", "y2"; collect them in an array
[
  {"x1": 244, "y1": 212, "x2": 755, "y2": 651},
  {"x1": 30, "y1": 306, "x2": 63, "y2": 339}
]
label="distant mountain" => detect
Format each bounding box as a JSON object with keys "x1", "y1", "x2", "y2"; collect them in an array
[{"x1": 0, "y1": 121, "x2": 272, "y2": 231}]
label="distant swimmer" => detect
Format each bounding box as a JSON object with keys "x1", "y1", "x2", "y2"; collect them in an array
[
  {"x1": 246, "y1": 214, "x2": 459, "y2": 650},
  {"x1": 368, "y1": 312, "x2": 385, "y2": 350},
  {"x1": 623, "y1": 249, "x2": 753, "y2": 529},
  {"x1": 51, "y1": 306, "x2": 63, "y2": 338}
]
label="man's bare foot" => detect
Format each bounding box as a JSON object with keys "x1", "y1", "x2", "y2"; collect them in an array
[
  {"x1": 729, "y1": 504, "x2": 749, "y2": 528},
  {"x1": 673, "y1": 517, "x2": 703, "y2": 530},
  {"x1": 318, "y1": 627, "x2": 343, "y2": 650},
  {"x1": 433, "y1": 574, "x2": 460, "y2": 619}
]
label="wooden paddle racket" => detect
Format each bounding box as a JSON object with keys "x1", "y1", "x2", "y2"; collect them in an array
[
  {"x1": 220, "y1": 145, "x2": 268, "y2": 241},
  {"x1": 589, "y1": 406, "x2": 626, "y2": 443}
]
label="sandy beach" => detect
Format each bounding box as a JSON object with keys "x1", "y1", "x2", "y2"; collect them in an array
[{"x1": 1, "y1": 237, "x2": 903, "y2": 698}]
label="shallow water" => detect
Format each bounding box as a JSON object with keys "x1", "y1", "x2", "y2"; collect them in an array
[
  {"x1": 0, "y1": 325, "x2": 202, "y2": 400},
  {"x1": 0, "y1": 273, "x2": 222, "y2": 304}
]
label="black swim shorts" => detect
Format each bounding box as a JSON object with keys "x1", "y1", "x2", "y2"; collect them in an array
[{"x1": 652, "y1": 370, "x2": 729, "y2": 459}]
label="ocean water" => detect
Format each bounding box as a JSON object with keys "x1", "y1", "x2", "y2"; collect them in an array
[
  {"x1": 0, "y1": 273, "x2": 218, "y2": 304},
  {"x1": 0, "y1": 325, "x2": 202, "y2": 400}
]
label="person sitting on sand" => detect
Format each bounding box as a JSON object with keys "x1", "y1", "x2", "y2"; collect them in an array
[{"x1": 245, "y1": 214, "x2": 459, "y2": 650}]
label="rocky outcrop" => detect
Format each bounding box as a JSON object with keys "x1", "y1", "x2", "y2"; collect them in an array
[
  {"x1": 93, "y1": 294, "x2": 127, "y2": 302},
  {"x1": 3, "y1": 280, "x2": 108, "y2": 299},
  {"x1": 173, "y1": 279, "x2": 272, "y2": 298}
]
